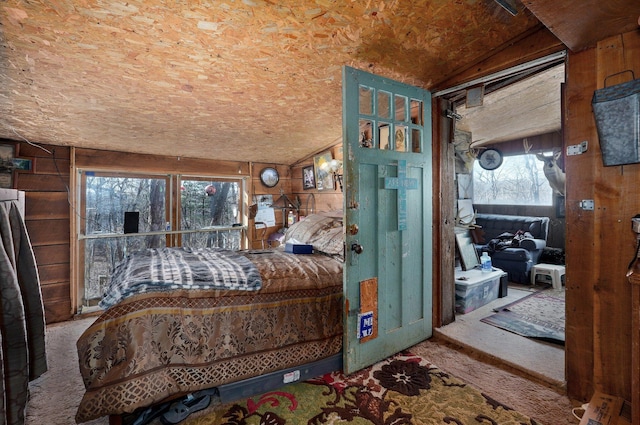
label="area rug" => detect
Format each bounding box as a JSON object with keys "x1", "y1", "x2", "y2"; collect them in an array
[
  {"x1": 481, "y1": 289, "x2": 565, "y2": 345},
  {"x1": 182, "y1": 351, "x2": 541, "y2": 425}
]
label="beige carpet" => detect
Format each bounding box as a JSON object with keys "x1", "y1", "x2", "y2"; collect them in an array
[{"x1": 25, "y1": 317, "x2": 579, "y2": 425}]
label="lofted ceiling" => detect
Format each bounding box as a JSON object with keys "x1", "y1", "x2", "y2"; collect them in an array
[{"x1": 0, "y1": 1, "x2": 638, "y2": 165}]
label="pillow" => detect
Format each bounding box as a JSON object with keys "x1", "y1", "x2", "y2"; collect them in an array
[
  {"x1": 528, "y1": 220, "x2": 542, "y2": 238},
  {"x1": 284, "y1": 214, "x2": 343, "y2": 257},
  {"x1": 311, "y1": 226, "x2": 343, "y2": 256}
]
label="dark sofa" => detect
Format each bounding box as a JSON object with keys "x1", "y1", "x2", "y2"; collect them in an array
[{"x1": 473, "y1": 213, "x2": 550, "y2": 284}]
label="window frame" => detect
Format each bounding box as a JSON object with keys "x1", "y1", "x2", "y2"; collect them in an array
[
  {"x1": 74, "y1": 168, "x2": 248, "y2": 313},
  {"x1": 472, "y1": 151, "x2": 555, "y2": 207}
]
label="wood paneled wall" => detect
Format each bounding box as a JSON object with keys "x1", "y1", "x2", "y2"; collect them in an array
[
  {"x1": 290, "y1": 146, "x2": 344, "y2": 214},
  {"x1": 564, "y1": 30, "x2": 640, "y2": 405},
  {"x1": 249, "y1": 162, "x2": 292, "y2": 248},
  {"x1": 1, "y1": 140, "x2": 74, "y2": 323},
  {"x1": 249, "y1": 146, "x2": 343, "y2": 248}
]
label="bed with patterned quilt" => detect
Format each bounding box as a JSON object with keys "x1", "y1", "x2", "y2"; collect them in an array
[{"x1": 75, "y1": 213, "x2": 344, "y2": 424}]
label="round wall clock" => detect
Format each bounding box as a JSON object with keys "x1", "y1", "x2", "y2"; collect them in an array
[
  {"x1": 477, "y1": 148, "x2": 503, "y2": 170},
  {"x1": 259, "y1": 167, "x2": 279, "y2": 188}
]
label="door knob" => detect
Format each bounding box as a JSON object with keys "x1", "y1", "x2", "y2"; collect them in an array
[{"x1": 351, "y1": 243, "x2": 364, "y2": 254}]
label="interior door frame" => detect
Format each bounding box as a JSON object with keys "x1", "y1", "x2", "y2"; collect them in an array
[{"x1": 431, "y1": 52, "x2": 567, "y2": 327}]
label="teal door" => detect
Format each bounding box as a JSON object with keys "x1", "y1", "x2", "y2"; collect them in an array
[{"x1": 342, "y1": 66, "x2": 433, "y2": 373}]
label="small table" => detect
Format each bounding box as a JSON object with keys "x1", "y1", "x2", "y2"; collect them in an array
[{"x1": 531, "y1": 263, "x2": 566, "y2": 290}]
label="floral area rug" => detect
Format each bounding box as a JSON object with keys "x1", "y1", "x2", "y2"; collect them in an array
[
  {"x1": 182, "y1": 351, "x2": 541, "y2": 425},
  {"x1": 481, "y1": 289, "x2": 565, "y2": 345}
]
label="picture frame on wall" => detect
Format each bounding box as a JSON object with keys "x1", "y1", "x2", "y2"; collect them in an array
[
  {"x1": 313, "y1": 152, "x2": 334, "y2": 191},
  {"x1": 0, "y1": 144, "x2": 15, "y2": 189},
  {"x1": 302, "y1": 165, "x2": 316, "y2": 190}
]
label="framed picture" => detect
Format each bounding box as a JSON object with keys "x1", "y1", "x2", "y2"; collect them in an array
[
  {"x1": 0, "y1": 144, "x2": 15, "y2": 189},
  {"x1": 302, "y1": 165, "x2": 316, "y2": 190},
  {"x1": 313, "y1": 152, "x2": 334, "y2": 191},
  {"x1": 455, "y1": 231, "x2": 479, "y2": 271},
  {"x1": 13, "y1": 158, "x2": 32, "y2": 171}
]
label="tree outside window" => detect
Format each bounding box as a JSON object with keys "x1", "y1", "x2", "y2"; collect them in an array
[
  {"x1": 473, "y1": 153, "x2": 553, "y2": 206},
  {"x1": 80, "y1": 172, "x2": 243, "y2": 310}
]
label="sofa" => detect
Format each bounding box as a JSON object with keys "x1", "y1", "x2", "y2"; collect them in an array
[{"x1": 472, "y1": 213, "x2": 550, "y2": 284}]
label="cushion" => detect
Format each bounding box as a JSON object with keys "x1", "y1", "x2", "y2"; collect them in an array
[
  {"x1": 528, "y1": 220, "x2": 542, "y2": 238},
  {"x1": 284, "y1": 214, "x2": 344, "y2": 258}
]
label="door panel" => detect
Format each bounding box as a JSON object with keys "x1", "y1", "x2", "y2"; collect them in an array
[{"x1": 342, "y1": 66, "x2": 433, "y2": 373}]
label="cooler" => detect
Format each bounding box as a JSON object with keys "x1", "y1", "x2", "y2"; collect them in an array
[{"x1": 455, "y1": 268, "x2": 506, "y2": 314}]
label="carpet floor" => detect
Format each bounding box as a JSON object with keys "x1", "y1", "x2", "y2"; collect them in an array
[
  {"x1": 481, "y1": 288, "x2": 565, "y2": 344},
  {"x1": 181, "y1": 352, "x2": 545, "y2": 424},
  {"x1": 25, "y1": 317, "x2": 579, "y2": 425}
]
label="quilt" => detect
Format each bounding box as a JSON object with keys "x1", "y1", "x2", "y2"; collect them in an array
[{"x1": 99, "y1": 247, "x2": 262, "y2": 309}]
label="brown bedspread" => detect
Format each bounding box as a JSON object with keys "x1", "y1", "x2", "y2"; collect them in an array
[{"x1": 76, "y1": 249, "x2": 343, "y2": 423}]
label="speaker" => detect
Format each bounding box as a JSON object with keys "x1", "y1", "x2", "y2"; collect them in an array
[{"x1": 124, "y1": 211, "x2": 139, "y2": 234}]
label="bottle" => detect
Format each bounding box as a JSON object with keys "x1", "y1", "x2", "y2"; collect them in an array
[
  {"x1": 481, "y1": 252, "x2": 492, "y2": 273},
  {"x1": 287, "y1": 210, "x2": 295, "y2": 227}
]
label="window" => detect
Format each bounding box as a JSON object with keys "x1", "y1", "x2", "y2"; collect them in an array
[
  {"x1": 179, "y1": 177, "x2": 242, "y2": 249},
  {"x1": 78, "y1": 171, "x2": 245, "y2": 311},
  {"x1": 358, "y1": 85, "x2": 423, "y2": 153},
  {"x1": 473, "y1": 153, "x2": 553, "y2": 206}
]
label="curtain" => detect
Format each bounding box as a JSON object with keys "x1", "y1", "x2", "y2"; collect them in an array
[{"x1": 0, "y1": 200, "x2": 47, "y2": 425}]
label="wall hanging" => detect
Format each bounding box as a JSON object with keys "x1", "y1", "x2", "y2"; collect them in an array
[
  {"x1": 302, "y1": 165, "x2": 315, "y2": 190},
  {"x1": 592, "y1": 70, "x2": 640, "y2": 167}
]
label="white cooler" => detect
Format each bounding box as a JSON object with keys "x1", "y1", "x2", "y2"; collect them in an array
[{"x1": 455, "y1": 268, "x2": 507, "y2": 314}]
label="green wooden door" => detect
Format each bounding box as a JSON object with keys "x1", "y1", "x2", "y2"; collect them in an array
[{"x1": 342, "y1": 66, "x2": 433, "y2": 374}]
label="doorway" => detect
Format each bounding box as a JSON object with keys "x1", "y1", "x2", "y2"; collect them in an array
[{"x1": 434, "y1": 57, "x2": 567, "y2": 388}]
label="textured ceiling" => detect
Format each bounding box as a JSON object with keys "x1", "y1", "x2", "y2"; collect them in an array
[
  {"x1": 0, "y1": 1, "x2": 637, "y2": 165},
  {"x1": 0, "y1": 1, "x2": 540, "y2": 164}
]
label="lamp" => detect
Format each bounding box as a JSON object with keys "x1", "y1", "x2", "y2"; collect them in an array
[
  {"x1": 320, "y1": 159, "x2": 343, "y2": 192},
  {"x1": 270, "y1": 190, "x2": 299, "y2": 228}
]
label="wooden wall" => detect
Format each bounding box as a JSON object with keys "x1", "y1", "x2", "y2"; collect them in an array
[
  {"x1": 564, "y1": 30, "x2": 640, "y2": 404},
  {"x1": 1, "y1": 140, "x2": 74, "y2": 323},
  {"x1": 247, "y1": 145, "x2": 343, "y2": 248},
  {"x1": 290, "y1": 146, "x2": 344, "y2": 215},
  {"x1": 248, "y1": 162, "x2": 292, "y2": 248}
]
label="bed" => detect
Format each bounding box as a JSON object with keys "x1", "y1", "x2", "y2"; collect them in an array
[{"x1": 75, "y1": 213, "x2": 344, "y2": 424}]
